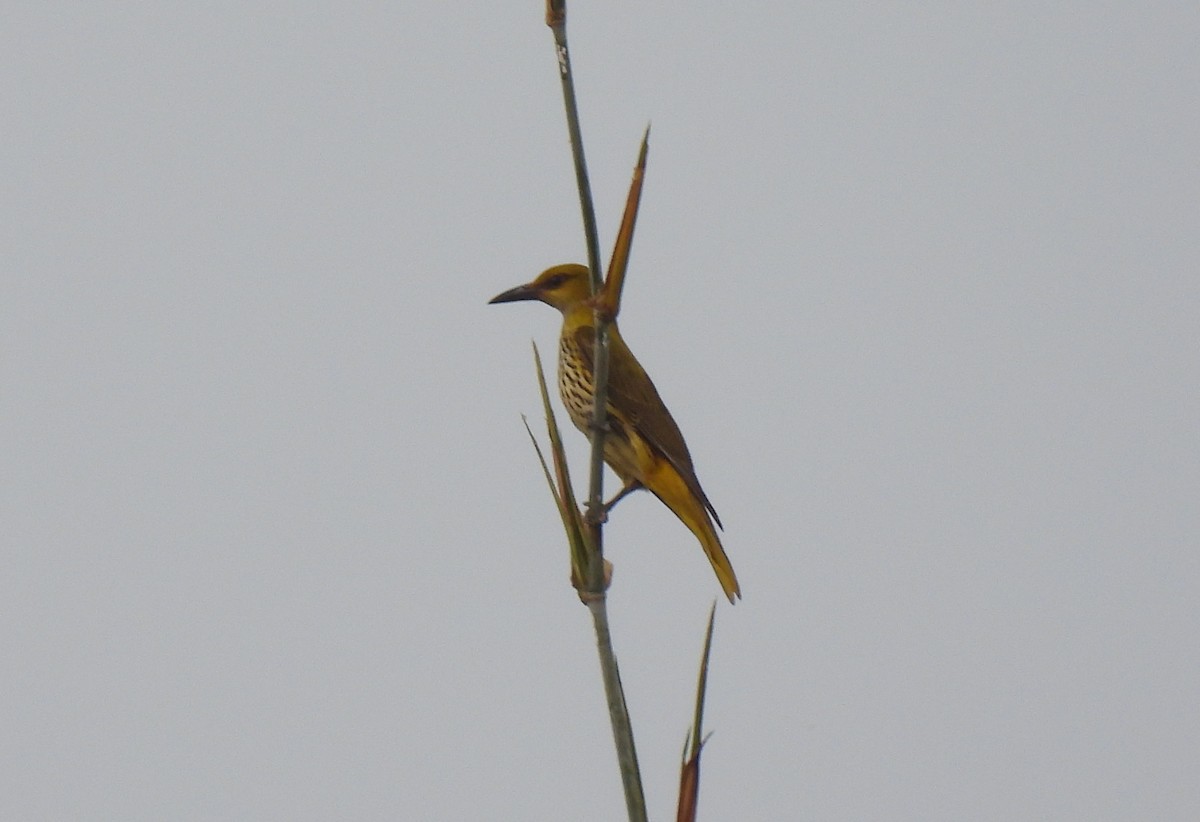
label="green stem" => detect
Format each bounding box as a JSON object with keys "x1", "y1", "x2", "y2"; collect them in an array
[
  {"x1": 546, "y1": 6, "x2": 645, "y2": 821},
  {"x1": 588, "y1": 597, "x2": 648, "y2": 822}
]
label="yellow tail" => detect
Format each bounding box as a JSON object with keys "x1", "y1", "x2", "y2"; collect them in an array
[{"x1": 644, "y1": 460, "x2": 741, "y2": 602}]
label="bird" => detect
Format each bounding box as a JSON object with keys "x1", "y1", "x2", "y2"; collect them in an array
[{"x1": 489, "y1": 263, "x2": 740, "y2": 602}]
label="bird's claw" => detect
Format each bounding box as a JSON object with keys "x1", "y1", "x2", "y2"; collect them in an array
[{"x1": 584, "y1": 502, "x2": 609, "y2": 526}]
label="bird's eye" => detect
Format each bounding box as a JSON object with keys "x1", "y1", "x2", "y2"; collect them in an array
[{"x1": 543, "y1": 274, "x2": 566, "y2": 289}]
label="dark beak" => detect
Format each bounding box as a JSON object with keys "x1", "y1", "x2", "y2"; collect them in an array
[{"x1": 488, "y1": 283, "x2": 540, "y2": 305}]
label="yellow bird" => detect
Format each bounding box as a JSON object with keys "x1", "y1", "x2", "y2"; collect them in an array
[{"x1": 490, "y1": 264, "x2": 740, "y2": 602}]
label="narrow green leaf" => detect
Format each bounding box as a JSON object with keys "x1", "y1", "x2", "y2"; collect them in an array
[
  {"x1": 530, "y1": 341, "x2": 591, "y2": 587},
  {"x1": 677, "y1": 602, "x2": 719, "y2": 821}
]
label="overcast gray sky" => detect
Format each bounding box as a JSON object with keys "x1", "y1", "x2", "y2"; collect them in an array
[{"x1": 4, "y1": 3, "x2": 1198, "y2": 820}]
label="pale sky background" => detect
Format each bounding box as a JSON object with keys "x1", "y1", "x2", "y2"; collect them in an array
[{"x1": 3, "y1": 4, "x2": 1198, "y2": 820}]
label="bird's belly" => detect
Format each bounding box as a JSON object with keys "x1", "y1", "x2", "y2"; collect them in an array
[
  {"x1": 557, "y1": 337, "x2": 647, "y2": 484},
  {"x1": 557, "y1": 335, "x2": 595, "y2": 432}
]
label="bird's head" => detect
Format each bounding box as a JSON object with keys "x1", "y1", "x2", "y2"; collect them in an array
[{"x1": 488, "y1": 263, "x2": 593, "y2": 314}]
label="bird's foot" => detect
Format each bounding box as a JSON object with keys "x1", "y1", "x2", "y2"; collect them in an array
[
  {"x1": 583, "y1": 501, "x2": 609, "y2": 526},
  {"x1": 602, "y1": 481, "x2": 641, "y2": 516},
  {"x1": 581, "y1": 481, "x2": 641, "y2": 526}
]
